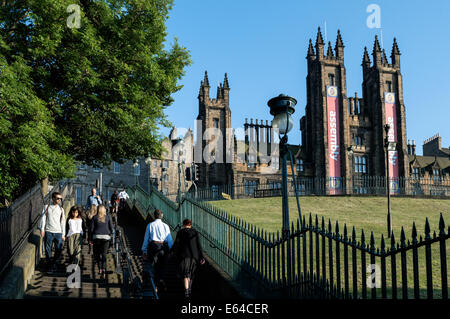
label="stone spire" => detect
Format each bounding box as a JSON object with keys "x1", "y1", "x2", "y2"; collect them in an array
[
  {"x1": 203, "y1": 71, "x2": 210, "y2": 87},
  {"x1": 391, "y1": 37, "x2": 401, "y2": 67},
  {"x1": 382, "y1": 48, "x2": 388, "y2": 65},
  {"x1": 362, "y1": 46, "x2": 371, "y2": 68},
  {"x1": 315, "y1": 27, "x2": 325, "y2": 60},
  {"x1": 326, "y1": 41, "x2": 334, "y2": 58},
  {"x1": 307, "y1": 38, "x2": 315, "y2": 59},
  {"x1": 372, "y1": 35, "x2": 382, "y2": 67},
  {"x1": 223, "y1": 72, "x2": 229, "y2": 89},
  {"x1": 335, "y1": 29, "x2": 344, "y2": 60}
]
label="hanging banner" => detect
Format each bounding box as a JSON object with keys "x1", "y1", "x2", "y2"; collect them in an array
[
  {"x1": 385, "y1": 92, "x2": 399, "y2": 194},
  {"x1": 327, "y1": 86, "x2": 342, "y2": 195}
]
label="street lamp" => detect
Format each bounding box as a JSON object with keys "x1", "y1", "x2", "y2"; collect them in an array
[
  {"x1": 347, "y1": 146, "x2": 354, "y2": 195},
  {"x1": 145, "y1": 155, "x2": 152, "y2": 194},
  {"x1": 384, "y1": 124, "x2": 397, "y2": 238},
  {"x1": 177, "y1": 139, "x2": 185, "y2": 204},
  {"x1": 133, "y1": 159, "x2": 139, "y2": 201},
  {"x1": 268, "y1": 94, "x2": 297, "y2": 236},
  {"x1": 268, "y1": 93, "x2": 297, "y2": 296}
]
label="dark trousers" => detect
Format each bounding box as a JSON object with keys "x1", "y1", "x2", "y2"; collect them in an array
[
  {"x1": 44, "y1": 232, "x2": 63, "y2": 266},
  {"x1": 93, "y1": 239, "x2": 110, "y2": 270},
  {"x1": 148, "y1": 242, "x2": 168, "y2": 283}
]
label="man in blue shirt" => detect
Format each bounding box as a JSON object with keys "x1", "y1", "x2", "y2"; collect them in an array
[
  {"x1": 142, "y1": 209, "x2": 173, "y2": 291},
  {"x1": 85, "y1": 188, "x2": 103, "y2": 211}
]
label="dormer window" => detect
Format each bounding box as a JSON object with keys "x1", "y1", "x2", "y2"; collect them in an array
[{"x1": 433, "y1": 169, "x2": 440, "y2": 183}]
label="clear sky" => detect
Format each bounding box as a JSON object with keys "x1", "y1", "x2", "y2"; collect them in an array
[{"x1": 163, "y1": 0, "x2": 450, "y2": 155}]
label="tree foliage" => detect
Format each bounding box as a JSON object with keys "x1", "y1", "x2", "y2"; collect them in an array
[{"x1": 0, "y1": 0, "x2": 190, "y2": 203}]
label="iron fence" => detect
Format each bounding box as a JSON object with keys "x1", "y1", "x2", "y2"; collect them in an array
[
  {"x1": 188, "y1": 176, "x2": 450, "y2": 201},
  {"x1": 0, "y1": 181, "x2": 74, "y2": 281},
  {"x1": 128, "y1": 184, "x2": 449, "y2": 299}
]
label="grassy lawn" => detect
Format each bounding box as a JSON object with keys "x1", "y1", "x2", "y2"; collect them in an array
[{"x1": 208, "y1": 196, "x2": 450, "y2": 299}]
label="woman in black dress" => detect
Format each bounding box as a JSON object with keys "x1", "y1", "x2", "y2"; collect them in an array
[{"x1": 171, "y1": 218, "x2": 205, "y2": 298}]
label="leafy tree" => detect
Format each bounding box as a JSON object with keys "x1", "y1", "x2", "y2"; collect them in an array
[{"x1": 0, "y1": 0, "x2": 190, "y2": 203}]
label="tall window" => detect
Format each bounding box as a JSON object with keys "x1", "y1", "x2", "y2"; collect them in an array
[
  {"x1": 328, "y1": 74, "x2": 335, "y2": 86},
  {"x1": 354, "y1": 156, "x2": 367, "y2": 174},
  {"x1": 164, "y1": 187, "x2": 169, "y2": 195},
  {"x1": 113, "y1": 162, "x2": 120, "y2": 174},
  {"x1": 164, "y1": 174, "x2": 169, "y2": 182},
  {"x1": 296, "y1": 158, "x2": 304, "y2": 172},
  {"x1": 163, "y1": 160, "x2": 169, "y2": 168},
  {"x1": 134, "y1": 163, "x2": 140, "y2": 176},
  {"x1": 153, "y1": 161, "x2": 157, "y2": 168},
  {"x1": 354, "y1": 135, "x2": 363, "y2": 146},
  {"x1": 386, "y1": 81, "x2": 392, "y2": 92},
  {"x1": 245, "y1": 180, "x2": 259, "y2": 196},
  {"x1": 412, "y1": 167, "x2": 420, "y2": 180},
  {"x1": 433, "y1": 169, "x2": 440, "y2": 183},
  {"x1": 93, "y1": 166, "x2": 100, "y2": 173},
  {"x1": 213, "y1": 118, "x2": 219, "y2": 129}
]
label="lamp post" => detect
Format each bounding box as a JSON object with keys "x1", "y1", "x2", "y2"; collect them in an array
[
  {"x1": 384, "y1": 124, "x2": 397, "y2": 238},
  {"x1": 268, "y1": 94, "x2": 297, "y2": 295},
  {"x1": 177, "y1": 139, "x2": 185, "y2": 204},
  {"x1": 145, "y1": 156, "x2": 152, "y2": 194},
  {"x1": 347, "y1": 146, "x2": 354, "y2": 195},
  {"x1": 162, "y1": 167, "x2": 167, "y2": 195},
  {"x1": 133, "y1": 159, "x2": 139, "y2": 201}
]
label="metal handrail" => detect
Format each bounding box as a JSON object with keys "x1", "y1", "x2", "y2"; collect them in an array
[{"x1": 0, "y1": 181, "x2": 71, "y2": 279}]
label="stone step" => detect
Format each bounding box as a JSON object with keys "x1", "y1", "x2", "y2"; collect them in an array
[{"x1": 25, "y1": 288, "x2": 122, "y2": 298}]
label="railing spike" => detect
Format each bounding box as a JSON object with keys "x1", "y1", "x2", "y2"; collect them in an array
[
  {"x1": 315, "y1": 214, "x2": 319, "y2": 228},
  {"x1": 370, "y1": 231, "x2": 375, "y2": 251},
  {"x1": 433, "y1": 231, "x2": 437, "y2": 239},
  {"x1": 439, "y1": 213, "x2": 446, "y2": 236},
  {"x1": 343, "y1": 224, "x2": 348, "y2": 241},
  {"x1": 321, "y1": 215, "x2": 325, "y2": 230},
  {"x1": 400, "y1": 227, "x2": 406, "y2": 248},
  {"x1": 335, "y1": 220, "x2": 340, "y2": 235},
  {"x1": 425, "y1": 217, "x2": 431, "y2": 240},
  {"x1": 390, "y1": 231, "x2": 396, "y2": 249},
  {"x1": 309, "y1": 212, "x2": 313, "y2": 226},
  {"x1": 328, "y1": 218, "x2": 332, "y2": 233},
  {"x1": 352, "y1": 226, "x2": 356, "y2": 243},
  {"x1": 360, "y1": 229, "x2": 366, "y2": 248},
  {"x1": 412, "y1": 222, "x2": 418, "y2": 243}
]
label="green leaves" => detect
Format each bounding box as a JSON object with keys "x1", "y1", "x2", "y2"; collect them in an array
[{"x1": 0, "y1": 0, "x2": 190, "y2": 204}]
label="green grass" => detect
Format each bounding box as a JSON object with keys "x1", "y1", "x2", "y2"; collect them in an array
[{"x1": 208, "y1": 196, "x2": 450, "y2": 299}]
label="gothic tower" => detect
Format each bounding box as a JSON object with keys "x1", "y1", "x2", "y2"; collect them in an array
[
  {"x1": 301, "y1": 28, "x2": 352, "y2": 186},
  {"x1": 362, "y1": 36, "x2": 408, "y2": 179},
  {"x1": 196, "y1": 71, "x2": 233, "y2": 187}
]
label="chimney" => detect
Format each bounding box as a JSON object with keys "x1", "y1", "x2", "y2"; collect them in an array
[
  {"x1": 407, "y1": 140, "x2": 411, "y2": 155},
  {"x1": 412, "y1": 140, "x2": 416, "y2": 155}
]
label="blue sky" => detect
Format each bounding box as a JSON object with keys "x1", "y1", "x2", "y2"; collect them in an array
[{"x1": 163, "y1": 0, "x2": 450, "y2": 155}]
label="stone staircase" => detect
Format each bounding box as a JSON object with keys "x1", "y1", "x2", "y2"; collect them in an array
[{"x1": 25, "y1": 240, "x2": 122, "y2": 299}]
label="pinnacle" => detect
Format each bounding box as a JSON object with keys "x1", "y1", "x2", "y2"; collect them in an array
[
  {"x1": 336, "y1": 29, "x2": 344, "y2": 47},
  {"x1": 392, "y1": 37, "x2": 401, "y2": 55},
  {"x1": 203, "y1": 71, "x2": 210, "y2": 87},
  {"x1": 373, "y1": 35, "x2": 381, "y2": 53},
  {"x1": 326, "y1": 41, "x2": 334, "y2": 57},
  {"x1": 223, "y1": 72, "x2": 229, "y2": 89},
  {"x1": 315, "y1": 27, "x2": 324, "y2": 45},
  {"x1": 307, "y1": 38, "x2": 315, "y2": 56}
]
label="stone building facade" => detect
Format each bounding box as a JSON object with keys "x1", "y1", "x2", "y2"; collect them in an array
[
  {"x1": 72, "y1": 128, "x2": 193, "y2": 205},
  {"x1": 194, "y1": 28, "x2": 450, "y2": 196}
]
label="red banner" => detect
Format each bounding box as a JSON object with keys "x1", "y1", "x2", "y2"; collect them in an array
[
  {"x1": 385, "y1": 92, "x2": 399, "y2": 194},
  {"x1": 327, "y1": 86, "x2": 341, "y2": 195}
]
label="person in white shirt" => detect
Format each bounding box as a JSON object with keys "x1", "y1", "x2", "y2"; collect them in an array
[
  {"x1": 118, "y1": 189, "x2": 130, "y2": 212},
  {"x1": 40, "y1": 192, "x2": 66, "y2": 274},
  {"x1": 65, "y1": 206, "x2": 86, "y2": 265},
  {"x1": 142, "y1": 209, "x2": 173, "y2": 290}
]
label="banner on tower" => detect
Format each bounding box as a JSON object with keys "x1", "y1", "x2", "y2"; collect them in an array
[
  {"x1": 385, "y1": 92, "x2": 399, "y2": 195},
  {"x1": 326, "y1": 85, "x2": 342, "y2": 195}
]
